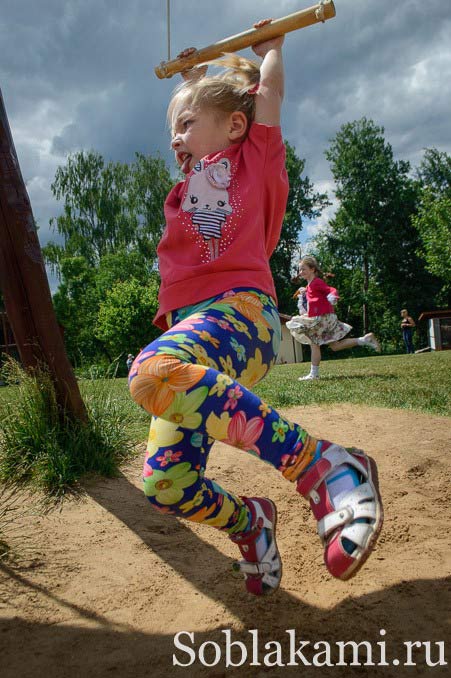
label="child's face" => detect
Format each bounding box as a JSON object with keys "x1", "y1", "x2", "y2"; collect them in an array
[
  {"x1": 171, "y1": 101, "x2": 232, "y2": 174},
  {"x1": 299, "y1": 262, "x2": 315, "y2": 280}
]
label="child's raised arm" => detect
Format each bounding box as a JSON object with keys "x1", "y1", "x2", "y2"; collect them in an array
[{"x1": 252, "y1": 19, "x2": 284, "y2": 126}]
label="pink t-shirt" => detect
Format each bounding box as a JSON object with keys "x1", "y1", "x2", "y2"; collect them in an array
[
  {"x1": 154, "y1": 122, "x2": 289, "y2": 330},
  {"x1": 306, "y1": 277, "x2": 339, "y2": 317}
]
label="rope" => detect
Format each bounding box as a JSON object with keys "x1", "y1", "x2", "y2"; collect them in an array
[
  {"x1": 167, "y1": 0, "x2": 171, "y2": 60},
  {"x1": 315, "y1": 0, "x2": 326, "y2": 22}
]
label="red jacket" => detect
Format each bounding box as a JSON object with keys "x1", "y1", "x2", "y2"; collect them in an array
[{"x1": 306, "y1": 276, "x2": 339, "y2": 317}]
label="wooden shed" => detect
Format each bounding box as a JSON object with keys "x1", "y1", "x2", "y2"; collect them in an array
[
  {"x1": 277, "y1": 313, "x2": 304, "y2": 364},
  {"x1": 418, "y1": 310, "x2": 451, "y2": 350}
]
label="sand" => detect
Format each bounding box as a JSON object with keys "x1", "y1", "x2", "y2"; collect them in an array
[{"x1": 1, "y1": 404, "x2": 450, "y2": 677}]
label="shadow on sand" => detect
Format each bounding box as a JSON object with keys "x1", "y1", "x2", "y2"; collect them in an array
[{"x1": 2, "y1": 471, "x2": 449, "y2": 677}]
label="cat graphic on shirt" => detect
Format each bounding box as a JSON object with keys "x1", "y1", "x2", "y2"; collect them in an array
[{"x1": 181, "y1": 158, "x2": 233, "y2": 260}]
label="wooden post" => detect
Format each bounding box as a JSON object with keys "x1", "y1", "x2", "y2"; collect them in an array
[
  {"x1": 155, "y1": 0, "x2": 336, "y2": 79},
  {"x1": 0, "y1": 88, "x2": 87, "y2": 422}
]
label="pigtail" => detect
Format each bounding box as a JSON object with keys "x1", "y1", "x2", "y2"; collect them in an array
[
  {"x1": 209, "y1": 53, "x2": 261, "y2": 94},
  {"x1": 168, "y1": 54, "x2": 261, "y2": 132}
]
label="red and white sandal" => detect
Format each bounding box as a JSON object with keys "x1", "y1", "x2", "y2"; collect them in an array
[
  {"x1": 296, "y1": 442, "x2": 384, "y2": 581},
  {"x1": 229, "y1": 497, "x2": 282, "y2": 596}
]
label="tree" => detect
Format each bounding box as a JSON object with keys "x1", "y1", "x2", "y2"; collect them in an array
[
  {"x1": 318, "y1": 118, "x2": 442, "y2": 347},
  {"x1": 44, "y1": 150, "x2": 173, "y2": 273},
  {"x1": 416, "y1": 148, "x2": 451, "y2": 197},
  {"x1": 44, "y1": 151, "x2": 174, "y2": 364},
  {"x1": 95, "y1": 277, "x2": 160, "y2": 359},
  {"x1": 413, "y1": 192, "x2": 451, "y2": 293},
  {"x1": 323, "y1": 118, "x2": 418, "y2": 332},
  {"x1": 51, "y1": 256, "x2": 101, "y2": 362},
  {"x1": 271, "y1": 142, "x2": 329, "y2": 312},
  {"x1": 413, "y1": 149, "x2": 451, "y2": 300}
]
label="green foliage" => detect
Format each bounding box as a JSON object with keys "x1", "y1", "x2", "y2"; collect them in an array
[
  {"x1": 413, "y1": 191, "x2": 451, "y2": 294},
  {"x1": 416, "y1": 148, "x2": 451, "y2": 196},
  {"x1": 52, "y1": 256, "x2": 101, "y2": 360},
  {"x1": 271, "y1": 142, "x2": 329, "y2": 313},
  {"x1": 0, "y1": 359, "x2": 134, "y2": 498},
  {"x1": 413, "y1": 149, "x2": 451, "y2": 301},
  {"x1": 95, "y1": 277, "x2": 160, "y2": 358},
  {"x1": 44, "y1": 150, "x2": 173, "y2": 269},
  {"x1": 43, "y1": 150, "x2": 173, "y2": 365},
  {"x1": 315, "y1": 119, "x2": 443, "y2": 345}
]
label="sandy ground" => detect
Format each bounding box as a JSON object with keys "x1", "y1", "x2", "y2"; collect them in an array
[{"x1": 1, "y1": 404, "x2": 450, "y2": 678}]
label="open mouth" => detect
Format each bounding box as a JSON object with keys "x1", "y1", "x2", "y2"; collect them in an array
[{"x1": 177, "y1": 152, "x2": 193, "y2": 174}]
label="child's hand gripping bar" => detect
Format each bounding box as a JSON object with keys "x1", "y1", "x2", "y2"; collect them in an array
[{"x1": 154, "y1": 1, "x2": 336, "y2": 79}]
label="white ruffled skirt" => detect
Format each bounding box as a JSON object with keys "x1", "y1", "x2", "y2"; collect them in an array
[{"x1": 286, "y1": 313, "x2": 352, "y2": 346}]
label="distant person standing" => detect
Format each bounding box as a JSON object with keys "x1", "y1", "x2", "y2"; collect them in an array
[
  {"x1": 126, "y1": 354, "x2": 135, "y2": 372},
  {"x1": 400, "y1": 309, "x2": 415, "y2": 354}
]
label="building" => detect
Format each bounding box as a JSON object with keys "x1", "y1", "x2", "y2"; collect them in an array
[
  {"x1": 418, "y1": 310, "x2": 451, "y2": 351},
  {"x1": 277, "y1": 313, "x2": 303, "y2": 364}
]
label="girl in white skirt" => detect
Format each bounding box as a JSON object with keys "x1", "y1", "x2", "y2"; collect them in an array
[{"x1": 287, "y1": 256, "x2": 381, "y2": 380}]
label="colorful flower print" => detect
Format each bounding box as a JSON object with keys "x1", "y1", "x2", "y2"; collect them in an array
[
  {"x1": 189, "y1": 343, "x2": 219, "y2": 369},
  {"x1": 262, "y1": 307, "x2": 282, "y2": 355},
  {"x1": 146, "y1": 418, "x2": 184, "y2": 459},
  {"x1": 205, "y1": 411, "x2": 231, "y2": 441},
  {"x1": 224, "y1": 385, "x2": 243, "y2": 411},
  {"x1": 272, "y1": 418, "x2": 289, "y2": 443},
  {"x1": 128, "y1": 349, "x2": 156, "y2": 382},
  {"x1": 155, "y1": 449, "x2": 183, "y2": 467},
  {"x1": 190, "y1": 431, "x2": 204, "y2": 447},
  {"x1": 230, "y1": 336, "x2": 246, "y2": 361},
  {"x1": 143, "y1": 462, "x2": 198, "y2": 505},
  {"x1": 162, "y1": 386, "x2": 208, "y2": 429},
  {"x1": 206, "y1": 410, "x2": 264, "y2": 456},
  {"x1": 130, "y1": 354, "x2": 207, "y2": 416},
  {"x1": 206, "y1": 315, "x2": 234, "y2": 332},
  {"x1": 218, "y1": 354, "x2": 237, "y2": 379},
  {"x1": 193, "y1": 329, "x2": 220, "y2": 348},
  {"x1": 179, "y1": 488, "x2": 206, "y2": 512},
  {"x1": 221, "y1": 292, "x2": 267, "y2": 324},
  {"x1": 154, "y1": 346, "x2": 193, "y2": 362},
  {"x1": 203, "y1": 494, "x2": 236, "y2": 527},
  {"x1": 238, "y1": 348, "x2": 267, "y2": 388},
  {"x1": 170, "y1": 315, "x2": 205, "y2": 332},
  {"x1": 258, "y1": 401, "x2": 272, "y2": 418},
  {"x1": 209, "y1": 373, "x2": 233, "y2": 397},
  {"x1": 225, "y1": 411, "x2": 264, "y2": 455},
  {"x1": 223, "y1": 314, "x2": 252, "y2": 338},
  {"x1": 255, "y1": 321, "x2": 271, "y2": 343},
  {"x1": 164, "y1": 333, "x2": 193, "y2": 344},
  {"x1": 185, "y1": 503, "x2": 218, "y2": 522}
]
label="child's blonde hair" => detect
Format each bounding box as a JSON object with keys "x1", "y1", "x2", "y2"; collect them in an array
[{"x1": 168, "y1": 54, "x2": 261, "y2": 133}]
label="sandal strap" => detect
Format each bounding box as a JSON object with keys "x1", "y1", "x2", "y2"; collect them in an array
[
  {"x1": 339, "y1": 521, "x2": 375, "y2": 550},
  {"x1": 230, "y1": 497, "x2": 282, "y2": 595},
  {"x1": 297, "y1": 444, "x2": 368, "y2": 498},
  {"x1": 317, "y1": 482, "x2": 378, "y2": 539},
  {"x1": 235, "y1": 560, "x2": 275, "y2": 575}
]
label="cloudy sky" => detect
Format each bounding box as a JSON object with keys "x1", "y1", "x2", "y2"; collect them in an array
[{"x1": 2, "y1": 0, "x2": 450, "y2": 269}]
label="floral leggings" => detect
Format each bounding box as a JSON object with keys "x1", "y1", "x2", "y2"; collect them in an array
[{"x1": 129, "y1": 288, "x2": 314, "y2": 535}]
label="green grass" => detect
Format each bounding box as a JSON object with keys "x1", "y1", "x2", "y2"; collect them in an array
[
  {"x1": 0, "y1": 352, "x2": 449, "y2": 453},
  {"x1": 0, "y1": 360, "x2": 135, "y2": 498},
  {"x1": 256, "y1": 350, "x2": 451, "y2": 416}
]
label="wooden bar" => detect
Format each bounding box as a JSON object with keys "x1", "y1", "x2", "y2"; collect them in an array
[{"x1": 155, "y1": 1, "x2": 336, "y2": 79}]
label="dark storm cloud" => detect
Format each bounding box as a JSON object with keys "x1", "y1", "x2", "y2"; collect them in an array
[{"x1": 1, "y1": 0, "x2": 450, "y2": 249}]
